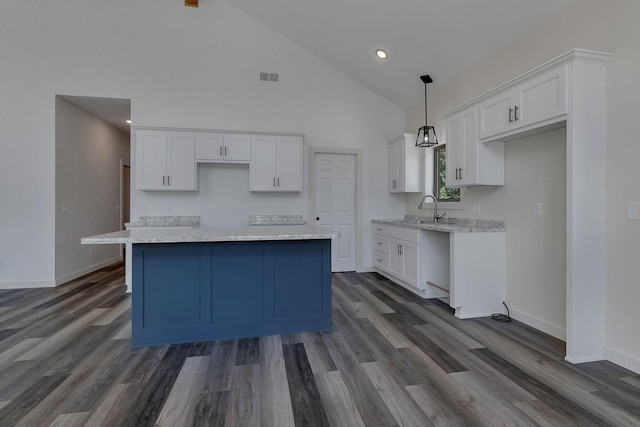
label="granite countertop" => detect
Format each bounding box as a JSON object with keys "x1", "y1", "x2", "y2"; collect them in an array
[
  {"x1": 373, "y1": 215, "x2": 506, "y2": 233},
  {"x1": 248, "y1": 214, "x2": 306, "y2": 226},
  {"x1": 125, "y1": 215, "x2": 200, "y2": 228},
  {"x1": 82, "y1": 225, "x2": 338, "y2": 245}
]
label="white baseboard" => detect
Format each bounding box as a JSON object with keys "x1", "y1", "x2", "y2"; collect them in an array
[
  {"x1": 0, "y1": 279, "x2": 55, "y2": 289},
  {"x1": 54, "y1": 256, "x2": 122, "y2": 286},
  {"x1": 604, "y1": 346, "x2": 640, "y2": 375},
  {"x1": 565, "y1": 355, "x2": 605, "y2": 364},
  {"x1": 509, "y1": 307, "x2": 566, "y2": 341},
  {"x1": 356, "y1": 265, "x2": 376, "y2": 273}
]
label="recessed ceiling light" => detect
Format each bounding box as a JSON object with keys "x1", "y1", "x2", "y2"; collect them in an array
[
  {"x1": 375, "y1": 49, "x2": 388, "y2": 59},
  {"x1": 126, "y1": 119, "x2": 132, "y2": 124}
]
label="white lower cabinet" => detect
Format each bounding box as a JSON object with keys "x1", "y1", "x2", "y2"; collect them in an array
[
  {"x1": 373, "y1": 222, "x2": 506, "y2": 319},
  {"x1": 372, "y1": 224, "x2": 448, "y2": 299}
]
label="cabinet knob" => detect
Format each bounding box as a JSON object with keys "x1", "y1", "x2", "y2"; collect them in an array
[{"x1": 316, "y1": 217, "x2": 320, "y2": 221}]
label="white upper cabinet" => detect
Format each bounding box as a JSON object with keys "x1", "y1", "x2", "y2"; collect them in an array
[
  {"x1": 250, "y1": 135, "x2": 303, "y2": 192},
  {"x1": 136, "y1": 130, "x2": 197, "y2": 191},
  {"x1": 445, "y1": 106, "x2": 504, "y2": 188},
  {"x1": 389, "y1": 133, "x2": 422, "y2": 193},
  {"x1": 195, "y1": 132, "x2": 251, "y2": 163},
  {"x1": 478, "y1": 65, "x2": 568, "y2": 140}
]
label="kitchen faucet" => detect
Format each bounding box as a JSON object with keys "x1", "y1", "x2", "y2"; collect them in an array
[{"x1": 418, "y1": 194, "x2": 446, "y2": 222}]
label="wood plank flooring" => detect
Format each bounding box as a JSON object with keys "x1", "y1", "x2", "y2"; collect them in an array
[{"x1": 1, "y1": 262, "x2": 639, "y2": 426}]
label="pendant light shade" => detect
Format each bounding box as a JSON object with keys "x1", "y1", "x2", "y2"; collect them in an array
[{"x1": 416, "y1": 74, "x2": 438, "y2": 147}]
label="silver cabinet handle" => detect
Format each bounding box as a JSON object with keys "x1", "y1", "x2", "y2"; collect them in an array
[
  {"x1": 277, "y1": 177, "x2": 280, "y2": 187},
  {"x1": 514, "y1": 105, "x2": 519, "y2": 121},
  {"x1": 163, "y1": 176, "x2": 165, "y2": 185},
  {"x1": 273, "y1": 177, "x2": 276, "y2": 186},
  {"x1": 167, "y1": 176, "x2": 170, "y2": 186},
  {"x1": 509, "y1": 107, "x2": 513, "y2": 123},
  {"x1": 224, "y1": 146, "x2": 227, "y2": 156},
  {"x1": 220, "y1": 146, "x2": 223, "y2": 156}
]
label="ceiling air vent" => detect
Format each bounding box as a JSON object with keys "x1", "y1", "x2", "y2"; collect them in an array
[{"x1": 260, "y1": 72, "x2": 279, "y2": 83}]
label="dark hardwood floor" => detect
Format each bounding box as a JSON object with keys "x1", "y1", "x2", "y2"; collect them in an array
[{"x1": 0, "y1": 262, "x2": 638, "y2": 426}]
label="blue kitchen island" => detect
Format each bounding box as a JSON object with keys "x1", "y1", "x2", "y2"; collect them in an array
[{"x1": 82, "y1": 226, "x2": 337, "y2": 347}]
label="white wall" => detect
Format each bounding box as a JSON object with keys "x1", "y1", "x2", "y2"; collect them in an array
[
  {"x1": 406, "y1": 0, "x2": 640, "y2": 371},
  {"x1": 0, "y1": 0, "x2": 405, "y2": 288},
  {"x1": 55, "y1": 97, "x2": 130, "y2": 284}
]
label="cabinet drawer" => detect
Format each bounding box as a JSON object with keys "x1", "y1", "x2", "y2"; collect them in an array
[
  {"x1": 373, "y1": 251, "x2": 388, "y2": 272},
  {"x1": 373, "y1": 235, "x2": 389, "y2": 254}
]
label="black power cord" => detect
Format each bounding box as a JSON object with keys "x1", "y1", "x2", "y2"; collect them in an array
[{"x1": 491, "y1": 301, "x2": 512, "y2": 322}]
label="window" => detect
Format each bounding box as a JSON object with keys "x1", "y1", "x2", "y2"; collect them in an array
[{"x1": 433, "y1": 144, "x2": 460, "y2": 202}]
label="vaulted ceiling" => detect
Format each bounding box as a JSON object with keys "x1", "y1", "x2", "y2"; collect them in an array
[{"x1": 225, "y1": 0, "x2": 577, "y2": 109}]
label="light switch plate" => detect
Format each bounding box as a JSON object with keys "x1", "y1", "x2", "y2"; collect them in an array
[
  {"x1": 628, "y1": 202, "x2": 640, "y2": 220},
  {"x1": 534, "y1": 202, "x2": 542, "y2": 217}
]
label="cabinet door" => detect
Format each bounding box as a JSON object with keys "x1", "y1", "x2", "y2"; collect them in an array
[
  {"x1": 459, "y1": 107, "x2": 478, "y2": 186},
  {"x1": 276, "y1": 136, "x2": 303, "y2": 191},
  {"x1": 195, "y1": 132, "x2": 224, "y2": 161},
  {"x1": 446, "y1": 107, "x2": 478, "y2": 187},
  {"x1": 388, "y1": 239, "x2": 403, "y2": 278},
  {"x1": 446, "y1": 114, "x2": 462, "y2": 186},
  {"x1": 166, "y1": 132, "x2": 196, "y2": 191},
  {"x1": 223, "y1": 134, "x2": 251, "y2": 162},
  {"x1": 136, "y1": 130, "x2": 167, "y2": 190},
  {"x1": 401, "y1": 241, "x2": 419, "y2": 288},
  {"x1": 250, "y1": 135, "x2": 278, "y2": 191},
  {"x1": 515, "y1": 65, "x2": 567, "y2": 129},
  {"x1": 478, "y1": 91, "x2": 514, "y2": 140},
  {"x1": 388, "y1": 141, "x2": 403, "y2": 193}
]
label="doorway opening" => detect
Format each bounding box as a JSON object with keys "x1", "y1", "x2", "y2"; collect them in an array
[{"x1": 54, "y1": 95, "x2": 131, "y2": 285}]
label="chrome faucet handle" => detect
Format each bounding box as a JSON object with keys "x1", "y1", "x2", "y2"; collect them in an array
[{"x1": 435, "y1": 213, "x2": 446, "y2": 222}]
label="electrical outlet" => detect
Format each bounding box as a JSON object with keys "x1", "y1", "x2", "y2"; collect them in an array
[
  {"x1": 62, "y1": 204, "x2": 69, "y2": 214},
  {"x1": 140, "y1": 205, "x2": 149, "y2": 214},
  {"x1": 534, "y1": 202, "x2": 542, "y2": 216},
  {"x1": 628, "y1": 202, "x2": 640, "y2": 220},
  {"x1": 115, "y1": 204, "x2": 120, "y2": 211},
  {"x1": 89, "y1": 247, "x2": 93, "y2": 255}
]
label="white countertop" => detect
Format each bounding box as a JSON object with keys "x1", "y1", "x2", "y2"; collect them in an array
[{"x1": 81, "y1": 225, "x2": 338, "y2": 244}]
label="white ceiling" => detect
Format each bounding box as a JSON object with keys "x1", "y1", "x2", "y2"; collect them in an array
[
  {"x1": 59, "y1": 1, "x2": 577, "y2": 127},
  {"x1": 225, "y1": 0, "x2": 577, "y2": 109}
]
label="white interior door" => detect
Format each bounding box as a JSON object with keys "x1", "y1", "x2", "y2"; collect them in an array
[{"x1": 314, "y1": 153, "x2": 356, "y2": 272}]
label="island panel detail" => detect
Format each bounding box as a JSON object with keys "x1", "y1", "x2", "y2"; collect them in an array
[{"x1": 132, "y1": 239, "x2": 332, "y2": 347}]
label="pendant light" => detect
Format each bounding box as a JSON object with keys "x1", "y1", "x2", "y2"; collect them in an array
[{"x1": 416, "y1": 74, "x2": 438, "y2": 147}]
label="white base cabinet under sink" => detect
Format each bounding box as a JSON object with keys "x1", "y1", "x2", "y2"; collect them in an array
[{"x1": 373, "y1": 222, "x2": 506, "y2": 319}]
